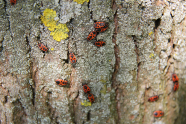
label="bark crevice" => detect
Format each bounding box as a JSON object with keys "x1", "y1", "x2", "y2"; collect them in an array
[
  {"x1": 30, "y1": 61, "x2": 37, "y2": 106},
  {"x1": 111, "y1": 0, "x2": 120, "y2": 123},
  {"x1": 132, "y1": 35, "x2": 140, "y2": 82}
]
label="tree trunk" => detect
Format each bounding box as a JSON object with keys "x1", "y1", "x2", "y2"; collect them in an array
[{"x1": 0, "y1": 0, "x2": 186, "y2": 124}]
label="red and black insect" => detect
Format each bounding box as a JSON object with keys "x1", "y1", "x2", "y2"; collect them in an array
[
  {"x1": 88, "y1": 93, "x2": 95, "y2": 103},
  {"x1": 38, "y1": 43, "x2": 48, "y2": 52},
  {"x1": 94, "y1": 22, "x2": 108, "y2": 32},
  {"x1": 82, "y1": 84, "x2": 91, "y2": 93},
  {"x1": 173, "y1": 82, "x2": 179, "y2": 91},
  {"x1": 69, "y1": 52, "x2": 76, "y2": 63},
  {"x1": 55, "y1": 79, "x2": 68, "y2": 86},
  {"x1": 172, "y1": 74, "x2": 179, "y2": 82},
  {"x1": 153, "y1": 110, "x2": 164, "y2": 118},
  {"x1": 94, "y1": 22, "x2": 108, "y2": 29},
  {"x1": 87, "y1": 31, "x2": 97, "y2": 41},
  {"x1": 95, "y1": 26, "x2": 108, "y2": 32},
  {"x1": 148, "y1": 95, "x2": 159, "y2": 102},
  {"x1": 94, "y1": 41, "x2": 106, "y2": 47},
  {"x1": 10, "y1": 0, "x2": 16, "y2": 5}
]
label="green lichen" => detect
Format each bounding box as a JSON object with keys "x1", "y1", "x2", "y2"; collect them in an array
[
  {"x1": 73, "y1": 0, "x2": 89, "y2": 4},
  {"x1": 41, "y1": 8, "x2": 69, "y2": 41}
]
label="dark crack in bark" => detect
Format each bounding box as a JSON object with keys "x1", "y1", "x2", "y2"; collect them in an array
[
  {"x1": 132, "y1": 35, "x2": 140, "y2": 82},
  {"x1": 111, "y1": 1, "x2": 119, "y2": 88},
  {"x1": 154, "y1": 18, "x2": 161, "y2": 31},
  {"x1": 29, "y1": 58, "x2": 37, "y2": 106},
  {"x1": 0, "y1": 37, "x2": 4, "y2": 53},
  {"x1": 87, "y1": 1, "x2": 93, "y2": 20},
  {"x1": 87, "y1": 110, "x2": 91, "y2": 121},
  {"x1": 111, "y1": 0, "x2": 120, "y2": 123}
]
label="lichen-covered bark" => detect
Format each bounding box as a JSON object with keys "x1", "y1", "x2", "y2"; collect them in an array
[
  {"x1": 0, "y1": 0, "x2": 185, "y2": 124},
  {"x1": 0, "y1": 0, "x2": 38, "y2": 123}
]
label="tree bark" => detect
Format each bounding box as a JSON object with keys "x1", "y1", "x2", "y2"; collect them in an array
[{"x1": 0, "y1": 0, "x2": 186, "y2": 124}]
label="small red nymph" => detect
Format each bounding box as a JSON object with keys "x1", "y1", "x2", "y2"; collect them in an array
[
  {"x1": 172, "y1": 74, "x2": 179, "y2": 82},
  {"x1": 69, "y1": 52, "x2": 76, "y2": 63},
  {"x1": 153, "y1": 110, "x2": 164, "y2": 118},
  {"x1": 87, "y1": 31, "x2": 97, "y2": 41},
  {"x1": 94, "y1": 22, "x2": 108, "y2": 29},
  {"x1": 94, "y1": 22, "x2": 108, "y2": 32},
  {"x1": 88, "y1": 93, "x2": 95, "y2": 103},
  {"x1": 82, "y1": 84, "x2": 91, "y2": 93},
  {"x1": 55, "y1": 79, "x2": 68, "y2": 86},
  {"x1": 94, "y1": 41, "x2": 106, "y2": 47},
  {"x1": 173, "y1": 82, "x2": 179, "y2": 91},
  {"x1": 10, "y1": 0, "x2": 16, "y2": 5},
  {"x1": 148, "y1": 95, "x2": 159, "y2": 102},
  {"x1": 38, "y1": 43, "x2": 48, "y2": 52}
]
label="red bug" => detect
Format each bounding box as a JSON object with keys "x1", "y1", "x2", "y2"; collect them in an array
[
  {"x1": 173, "y1": 82, "x2": 179, "y2": 91},
  {"x1": 69, "y1": 52, "x2": 76, "y2": 63},
  {"x1": 148, "y1": 95, "x2": 159, "y2": 102},
  {"x1": 38, "y1": 43, "x2": 48, "y2": 52},
  {"x1": 55, "y1": 79, "x2": 68, "y2": 86},
  {"x1": 153, "y1": 110, "x2": 164, "y2": 117},
  {"x1": 82, "y1": 84, "x2": 91, "y2": 93},
  {"x1": 87, "y1": 31, "x2": 97, "y2": 41},
  {"x1": 172, "y1": 74, "x2": 179, "y2": 82},
  {"x1": 95, "y1": 26, "x2": 108, "y2": 32},
  {"x1": 88, "y1": 93, "x2": 95, "y2": 103},
  {"x1": 10, "y1": 0, "x2": 16, "y2": 5},
  {"x1": 94, "y1": 22, "x2": 108, "y2": 29},
  {"x1": 94, "y1": 41, "x2": 106, "y2": 47},
  {"x1": 94, "y1": 22, "x2": 108, "y2": 32}
]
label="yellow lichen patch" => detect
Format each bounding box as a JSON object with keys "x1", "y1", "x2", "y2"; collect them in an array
[
  {"x1": 41, "y1": 9, "x2": 57, "y2": 27},
  {"x1": 149, "y1": 53, "x2": 154, "y2": 58},
  {"x1": 148, "y1": 31, "x2": 153, "y2": 36},
  {"x1": 100, "y1": 76, "x2": 107, "y2": 83},
  {"x1": 74, "y1": 0, "x2": 89, "y2": 4},
  {"x1": 50, "y1": 24, "x2": 69, "y2": 41},
  {"x1": 51, "y1": 48, "x2": 54, "y2": 51},
  {"x1": 40, "y1": 8, "x2": 69, "y2": 41},
  {"x1": 43, "y1": 9, "x2": 56, "y2": 18},
  {"x1": 100, "y1": 84, "x2": 107, "y2": 94},
  {"x1": 81, "y1": 100, "x2": 91, "y2": 106},
  {"x1": 47, "y1": 21, "x2": 57, "y2": 31},
  {"x1": 100, "y1": 79, "x2": 107, "y2": 83}
]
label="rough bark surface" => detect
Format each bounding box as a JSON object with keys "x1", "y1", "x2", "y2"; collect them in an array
[{"x1": 0, "y1": 0, "x2": 186, "y2": 124}]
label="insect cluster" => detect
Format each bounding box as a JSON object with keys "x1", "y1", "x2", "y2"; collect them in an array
[
  {"x1": 87, "y1": 22, "x2": 108, "y2": 47},
  {"x1": 82, "y1": 84, "x2": 95, "y2": 103},
  {"x1": 172, "y1": 74, "x2": 179, "y2": 91},
  {"x1": 37, "y1": 17, "x2": 180, "y2": 120},
  {"x1": 37, "y1": 22, "x2": 108, "y2": 104},
  {"x1": 148, "y1": 73, "x2": 179, "y2": 119},
  {"x1": 54, "y1": 53, "x2": 77, "y2": 87}
]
